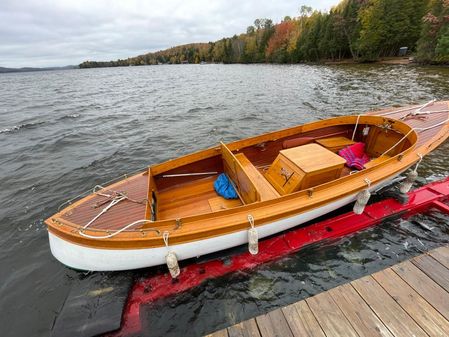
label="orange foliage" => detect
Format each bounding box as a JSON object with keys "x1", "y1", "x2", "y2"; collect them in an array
[{"x1": 266, "y1": 21, "x2": 297, "y2": 57}]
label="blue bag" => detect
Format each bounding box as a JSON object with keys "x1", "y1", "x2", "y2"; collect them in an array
[{"x1": 214, "y1": 173, "x2": 238, "y2": 199}]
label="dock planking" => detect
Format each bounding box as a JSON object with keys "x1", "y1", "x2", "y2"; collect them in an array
[{"x1": 206, "y1": 245, "x2": 449, "y2": 337}]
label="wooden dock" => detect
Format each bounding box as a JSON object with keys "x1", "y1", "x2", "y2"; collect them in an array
[{"x1": 206, "y1": 245, "x2": 449, "y2": 337}]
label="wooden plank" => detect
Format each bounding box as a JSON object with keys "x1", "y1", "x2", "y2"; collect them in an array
[
  {"x1": 255, "y1": 309, "x2": 293, "y2": 337},
  {"x1": 373, "y1": 268, "x2": 449, "y2": 336},
  {"x1": 306, "y1": 291, "x2": 359, "y2": 337},
  {"x1": 351, "y1": 276, "x2": 428, "y2": 337},
  {"x1": 328, "y1": 283, "x2": 393, "y2": 337},
  {"x1": 281, "y1": 301, "x2": 326, "y2": 337},
  {"x1": 428, "y1": 246, "x2": 449, "y2": 269},
  {"x1": 393, "y1": 260, "x2": 449, "y2": 320},
  {"x1": 412, "y1": 254, "x2": 449, "y2": 291},
  {"x1": 227, "y1": 318, "x2": 261, "y2": 337},
  {"x1": 205, "y1": 329, "x2": 229, "y2": 337}
]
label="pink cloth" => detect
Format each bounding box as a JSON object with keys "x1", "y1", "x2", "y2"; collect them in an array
[{"x1": 338, "y1": 142, "x2": 370, "y2": 170}]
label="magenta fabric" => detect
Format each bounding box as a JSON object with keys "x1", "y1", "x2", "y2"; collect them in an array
[{"x1": 338, "y1": 142, "x2": 370, "y2": 170}]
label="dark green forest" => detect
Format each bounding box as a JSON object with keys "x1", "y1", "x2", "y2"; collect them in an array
[{"x1": 80, "y1": 0, "x2": 449, "y2": 68}]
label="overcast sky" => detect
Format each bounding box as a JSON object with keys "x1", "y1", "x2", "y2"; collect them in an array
[{"x1": 0, "y1": 0, "x2": 339, "y2": 68}]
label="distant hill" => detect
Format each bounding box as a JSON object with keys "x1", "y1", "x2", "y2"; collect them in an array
[{"x1": 0, "y1": 65, "x2": 78, "y2": 74}]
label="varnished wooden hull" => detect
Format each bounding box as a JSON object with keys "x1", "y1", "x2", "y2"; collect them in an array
[{"x1": 45, "y1": 101, "x2": 449, "y2": 271}]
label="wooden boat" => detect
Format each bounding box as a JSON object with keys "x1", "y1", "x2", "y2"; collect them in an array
[{"x1": 45, "y1": 101, "x2": 449, "y2": 272}]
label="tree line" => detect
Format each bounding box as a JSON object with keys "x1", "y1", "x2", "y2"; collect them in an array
[{"x1": 80, "y1": 0, "x2": 449, "y2": 68}]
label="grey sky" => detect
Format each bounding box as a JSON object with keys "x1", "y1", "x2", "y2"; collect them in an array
[{"x1": 0, "y1": 0, "x2": 339, "y2": 68}]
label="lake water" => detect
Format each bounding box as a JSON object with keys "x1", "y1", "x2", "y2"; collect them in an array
[{"x1": 1, "y1": 64, "x2": 449, "y2": 337}]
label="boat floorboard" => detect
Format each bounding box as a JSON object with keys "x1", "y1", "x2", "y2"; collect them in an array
[
  {"x1": 158, "y1": 176, "x2": 228, "y2": 220},
  {"x1": 206, "y1": 245, "x2": 449, "y2": 337}
]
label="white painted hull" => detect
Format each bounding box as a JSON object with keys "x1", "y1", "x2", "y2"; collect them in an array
[{"x1": 48, "y1": 173, "x2": 401, "y2": 271}]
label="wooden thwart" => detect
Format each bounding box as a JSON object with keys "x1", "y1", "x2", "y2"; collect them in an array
[{"x1": 315, "y1": 136, "x2": 356, "y2": 152}]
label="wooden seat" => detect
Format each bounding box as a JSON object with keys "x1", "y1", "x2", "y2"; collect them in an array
[
  {"x1": 235, "y1": 153, "x2": 280, "y2": 201},
  {"x1": 315, "y1": 136, "x2": 356, "y2": 152}
]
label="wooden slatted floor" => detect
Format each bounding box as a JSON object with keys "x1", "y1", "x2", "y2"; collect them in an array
[{"x1": 206, "y1": 245, "x2": 449, "y2": 337}]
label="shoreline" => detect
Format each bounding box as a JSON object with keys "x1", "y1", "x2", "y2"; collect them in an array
[{"x1": 324, "y1": 56, "x2": 412, "y2": 65}]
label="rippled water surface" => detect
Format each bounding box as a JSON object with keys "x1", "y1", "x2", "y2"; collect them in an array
[{"x1": 1, "y1": 64, "x2": 449, "y2": 337}]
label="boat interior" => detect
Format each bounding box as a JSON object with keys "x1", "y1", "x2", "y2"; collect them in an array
[{"x1": 149, "y1": 119, "x2": 416, "y2": 221}]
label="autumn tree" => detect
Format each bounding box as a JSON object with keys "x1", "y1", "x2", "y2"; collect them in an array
[
  {"x1": 266, "y1": 20, "x2": 297, "y2": 62},
  {"x1": 416, "y1": 0, "x2": 449, "y2": 63}
]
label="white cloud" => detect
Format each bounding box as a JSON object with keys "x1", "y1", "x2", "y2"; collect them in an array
[{"x1": 0, "y1": 0, "x2": 339, "y2": 67}]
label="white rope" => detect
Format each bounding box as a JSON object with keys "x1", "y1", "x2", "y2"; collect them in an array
[
  {"x1": 163, "y1": 230, "x2": 170, "y2": 247},
  {"x1": 82, "y1": 196, "x2": 127, "y2": 230},
  {"x1": 248, "y1": 214, "x2": 255, "y2": 229},
  {"x1": 380, "y1": 129, "x2": 414, "y2": 157},
  {"x1": 417, "y1": 99, "x2": 436, "y2": 112},
  {"x1": 80, "y1": 183, "x2": 149, "y2": 232},
  {"x1": 57, "y1": 165, "x2": 150, "y2": 211},
  {"x1": 414, "y1": 153, "x2": 423, "y2": 171},
  {"x1": 376, "y1": 100, "x2": 435, "y2": 117},
  {"x1": 78, "y1": 219, "x2": 157, "y2": 239},
  {"x1": 352, "y1": 115, "x2": 361, "y2": 141},
  {"x1": 379, "y1": 114, "x2": 449, "y2": 157},
  {"x1": 415, "y1": 117, "x2": 449, "y2": 132},
  {"x1": 418, "y1": 109, "x2": 449, "y2": 114},
  {"x1": 364, "y1": 178, "x2": 371, "y2": 188}
]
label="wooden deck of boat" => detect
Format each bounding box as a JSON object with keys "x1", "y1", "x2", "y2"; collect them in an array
[
  {"x1": 61, "y1": 173, "x2": 148, "y2": 230},
  {"x1": 369, "y1": 101, "x2": 449, "y2": 148},
  {"x1": 206, "y1": 245, "x2": 449, "y2": 337}
]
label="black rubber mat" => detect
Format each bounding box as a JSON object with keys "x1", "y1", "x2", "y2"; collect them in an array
[{"x1": 51, "y1": 271, "x2": 133, "y2": 337}]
